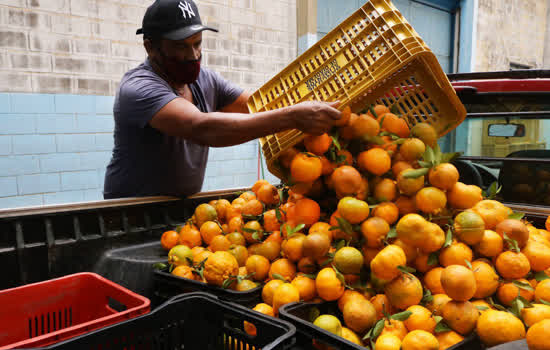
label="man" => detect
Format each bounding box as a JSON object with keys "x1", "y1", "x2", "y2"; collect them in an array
[{"x1": 104, "y1": 0, "x2": 340, "y2": 199}]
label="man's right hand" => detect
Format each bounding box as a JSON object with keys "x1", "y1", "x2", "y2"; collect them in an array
[{"x1": 290, "y1": 101, "x2": 342, "y2": 135}]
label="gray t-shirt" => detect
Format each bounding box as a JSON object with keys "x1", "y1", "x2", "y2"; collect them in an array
[{"x1": 103, "y1": 59, "x2": 243, "y2": 199}]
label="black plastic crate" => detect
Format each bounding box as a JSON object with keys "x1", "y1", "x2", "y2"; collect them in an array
[
  {"x1": 279, "y1": 301, "x2": 485, "y2": 350},
  {"x1": 153, "y1": 269, "x2": 263, "y2": 307},
  {"x1": 38, "y1": 292, "x2": 296, "y2": 350}
]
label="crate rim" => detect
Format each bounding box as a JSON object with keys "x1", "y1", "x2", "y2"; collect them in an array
[{"x1": 0, "y1": 272, "x2": 150, "y2": 350}]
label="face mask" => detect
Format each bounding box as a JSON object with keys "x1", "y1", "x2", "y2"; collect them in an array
[{"x1": 158, "y1": 49, "x2": 201, "y2": 85}]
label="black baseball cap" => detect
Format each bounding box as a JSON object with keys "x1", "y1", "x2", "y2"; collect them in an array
[{"x1": 136, "y1": 0, "x2": 218, "y2": 40}]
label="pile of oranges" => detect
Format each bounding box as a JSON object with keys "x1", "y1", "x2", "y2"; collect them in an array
[{"x1": 159, "y1": 104, "x2": 550, "y2": 350}]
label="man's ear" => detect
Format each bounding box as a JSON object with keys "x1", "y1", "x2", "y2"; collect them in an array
[{"x1": 144, "y1": 38, "x2": 154, "y2": 56}]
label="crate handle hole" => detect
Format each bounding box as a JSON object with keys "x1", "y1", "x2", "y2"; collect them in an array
[{"x1": 108, "y1": 297, "x2": 127, "y2": 313}]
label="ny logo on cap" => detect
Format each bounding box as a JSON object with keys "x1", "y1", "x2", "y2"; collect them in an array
[{"x1": 178, "y1": 1, "x2": 196, "y2": 18}]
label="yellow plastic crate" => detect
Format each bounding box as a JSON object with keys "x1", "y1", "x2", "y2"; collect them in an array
[{"x1": 247, "y1": 0, "x2": 466, "y2": 180}]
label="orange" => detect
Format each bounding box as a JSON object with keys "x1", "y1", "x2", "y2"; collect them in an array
[
  {"x1": 410, "y1": 122, "x2": 438, "y2": 148},
  {"x1": 263, "y1": 209, "x2": 281, "y2": 232},
  {"x1": 397, "y1": 214, "x2": 444, "y2": 253},
  {"x1": 497, "y1": 279, "x2": 534, "y2": 306},
  {"x1": 302, "y1": 233, "x2": 331, "y2": 259},
  {"x1": 232, "y1": 197, "x2": 246, "y2": 206},
  {"x1": 370, "y1": 204, "x2": 398, "y2": 229},
  {"x1": 256, "y1": 184, "x2": 279, "y2": 205},
  {"x1": 171, "y1": 265, "x2": 195, "y2": 280},
  {"x1": 178, "y1": 224, "x2": 202, "y2": 248},
  {"x1": 241, "y1": 199, "x2": 264, "y2": 216},
  {"x1": 399, "y1": 138, "x2": 425, "y2": 161},
  {"x1": 380, "y1": 319, "x2": 408, "y2": 340},
  {"x1": 194, "y1": 203, "x2": 218, "y2": 227},
  {"x1": 337, "y1": 149, "x2": 354, "y2": 166},
  {"x1": 471, "y1": 199, "x2": 511, "y2": 230},
  {"x1": 257, "y1": 240, "x2": 281, "y2": 261},
  {"x1": 374, "y1": 135, "x2": 398, "y2": 153},
  {"x1": 244, "y1": 303, "x2": 274, "y2": 336},
  {"x1": 266, "y1": 231, "x2": 283, "y2": 244},
  {"x1": 338, "y1": 290, "x2": 365, "y2": 311},
  {"x1": 392, "y1": 161, "x2": 413, "y2": 178},
  {"x1": 309, "y1": 222, "x2": 332, "y2": 239},
  {"x1": 453, "y1": 210, "x2": 485, "y2": 245},
  {"x1": 440, "y1": 265, "x2": 476, "y2": 301},
  {"x1": 343, "y1": 297, "x2": 377, "y2": 333},
  {"x1": 341, "y1": 327, "x2": 362, "y2": 346},
  {"x1": 297, "y1": 256, "x2": 317, "y2": 274},
  {"x1": 395, "y1": 195, "x2": 417, "y2": 216},
  {"x1": 243, "y1": 220, "x2": 264, "y2": 244},
  {"x1": 495, "y1": 251, "x2": 530, "y2": 280},
  {"x1": 192, "y1": 249, "x2": 212, "y2": 266},
  {"x1": 279, "y1": 147, "x2": 299, "y2": 169},
  {"x1": 547, "y1": 216, "x2": 550, "y2": 231},
  {"x1": 476, "y1": 310, "x2": 525, "y2": 347},
  {"x1": 272, "y1": 283, "x2": 300, "y2": 315},
  {"x1": 521, "y1": 303, "x2": 550, "y2": 327},
  {"x1": 393, "y1": 238, "x2": 418, "y2": 263},
  {"x1": 370, "y1": 245, "x2": 407, "y2": 281},
  {"x1": 213, "y1": 199, "x2": 231, "y2": 222},
  {"x1": 335, "y1": 105, "x2": 352, "y2": 127},
  {"x1": 522, "y1": 240, "x2": 550, "y2": 271},
  {"x1": 385, "y1": 273, "x2": 423, "y2": 310},
  {"x1": 294, "y1": 198, "x2": 321, "y2": 227},
  {"x1": 226, "y1": 232, "x2": 246, "y2": 247},
  {"x1": 331, "y1": 165, "x2": 363, "y2": 197},
  {"x1": 229, "y1": 245, "x2": 248, "y2": 267},
  {"x1": 351, "y1": 113, "x2": 380, "y2": 138},
  {"x1": 282, "y1": 234, "x2": 305, "y2": 262},
  {"x1": 262, "y1": 279, "x2": 285, "y2": 306},
  {"x1": 304, "y1": 133, "x2": 332, "y2": 155},
  {"x1": 161, "y1": 230, "x2": 180, "y2": 250},
  {"x1": 291, "y1": 275, "x2": 317, "y2": 301},
  {"x1": 423, "y1": 267, "x2": 445, "y2": 294},
  {"x1": 374, "y1": 178, "x2": 397, "y2": 202},
  {"x1": 269, "y1": 258, "x2": 297, "y2": 282},
  {"x1": 447, "y1": 182, "x2": 483, "y2": 209},
  {"x1": 320, "y1": 156, "x2": 336, "y2": 175},
  {"x1": 200, "y1": 221, "x2": 222, "y2": 245},
  {"x1": 527, "y1": 319, "x2": 550, "y2": 350},
  {"x1": 209, "y1": 234, "x2": 231, "y2": 252},
  {"x1": 234, "y1": 279, "x2": 258, "y2": 292},
  {"x1": 252, "y1": 179, "x2": 270, "y2": 194},
  {"x1": 290, "y1": 152, "x2": 322, "y2": 183},
  {"x1": 315, "y1": 267, "x2": 345, "y2": 301},
  {"x1": 436, "y1": 331, "x2": 464, "y2": 350},
  {"x1": 404, "y1": 305, "x2": 437, "y2": 333},
  {"x1": 357, "y1": 148, "x2": 391, "y2": 176},
  {"x1": 495, "y1": 219, "x2": 529, "y2": 249},
  {"x1": 370, "y1": 104, "x2": 391, "y2": 118},
  {"x1": 471, "y1": 260, "x2": 499, "y2": 299},
  {"x1": 474, "y1": 230, "x2": 503, "y2": 258},
  {"x1": 438, "y1": 241, "x2": 473, "y2": 267},
  {"x1": 337, "y1": 197, "x2": 369, "y2": 224},
  {"x1": 361, "y1": 217, "x2": 390, "y2": 248},
  {"x1": 428, "y1": 163, "x2": 459, "y2": 191},
  {"x1": 441, "y1": 300, "x2": 479, "y2": 335},
  {"x1": 245, "y1": 255, "x2": 270, "y2": 281},
  {"x1": 203, "y1": 251, "x2": 239, "y2": 287},
  {"x1": 401, "y1": 330, "x2": 439, "y2": 350},
  {"x1": 375, "y1": 334, "x2": 402, "y2": 350},
  {"x1": 414, "y1": 252, "x2": 438, "y2": 273},
  {"x1": 378, "y1": 113, "x2": 410, "y2": 138},
  {"x1": 239, "y1": 191, "x2": 256, "y2": 201},
  {"x1": 415, "y1": 187, "x2": 447, "y2": 215},
  {"x1": 227, "y1": 216, "x2": 244, "y2": 233},
  {"x1": 426, "y1": 294, "x2": 452, "y2": 316},
  {"x1": 397, "y1": 169, "x2": 425, "y2": 196},
  {"x1": 370, "y1": 294, "x2": 395, "y2": 320},
  {"x1": 535, "y1": 279, "x2": 550, "y2": 303}
]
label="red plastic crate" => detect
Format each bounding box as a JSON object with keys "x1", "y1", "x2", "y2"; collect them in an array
[{"x1": 0, "y1": 272, "x2": 150, "y2": 349}]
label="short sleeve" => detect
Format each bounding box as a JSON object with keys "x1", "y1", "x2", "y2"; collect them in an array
[
  {"x1": 211, "y1": 71, "x2": 245, "y2": 111},
  {"x1": 116, "y1": 74, "x2": 179, "y2": 128}
]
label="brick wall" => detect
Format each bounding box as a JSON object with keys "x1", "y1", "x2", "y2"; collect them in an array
[
  {"x1": 475, "y1": 0, "x2": 548, "y2": 71},
  {"x1": 0, "y1": 0, "x2": 296, "y2": 208}
]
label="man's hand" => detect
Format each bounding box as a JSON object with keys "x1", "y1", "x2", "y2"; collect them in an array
[{"x1": 290, "y1": 101, "x2": 341, "y2": 135}]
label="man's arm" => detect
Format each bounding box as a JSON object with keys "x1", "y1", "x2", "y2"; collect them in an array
[
  {"x1": 149, "y1": 96, "x2": 340, "y2": 147},
  {"x1": 220, "y1": 91, "x2": 251, "y2": 113}
]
